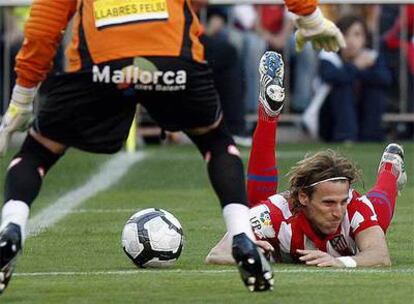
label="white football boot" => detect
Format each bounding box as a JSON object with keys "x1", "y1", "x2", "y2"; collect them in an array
[
  {"x1": 378, "y1": 143, "x2": 407, "y2": 195},
  {"x1": 258, "y1": 51, "x2": 285, "y2": 117}
]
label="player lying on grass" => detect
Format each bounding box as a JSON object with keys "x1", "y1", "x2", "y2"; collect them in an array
[{"x1": 206, "y1": 51, "x2": 407, "y2": 268}]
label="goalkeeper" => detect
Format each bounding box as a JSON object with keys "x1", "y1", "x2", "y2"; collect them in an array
[{"x1": 0, "y1": 0, "x2": 345, "y2": 294}]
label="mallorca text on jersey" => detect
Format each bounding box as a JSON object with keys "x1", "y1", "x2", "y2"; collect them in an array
[{"x1": 92, "y1": 65, "x2": 187, "y2": 92}]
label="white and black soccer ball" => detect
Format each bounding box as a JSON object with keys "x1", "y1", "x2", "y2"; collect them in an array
[{"x1": 121, "y1": 208, "x2": 184, "y2": 268}]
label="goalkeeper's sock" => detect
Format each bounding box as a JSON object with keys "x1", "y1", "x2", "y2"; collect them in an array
[
  {"x1": 4, "y1": 135, "x2": 62, "y2": 207},
  {"x1": 223, "y1": 204, "x2": 255, "y2": 240},
  {"x1": 0, "y1": 200, "x2": 29, "y2": 241},
  {"x1": 366, "y1": 163, "x2": 398, "y2": 233},
  {"x1": 247, "y1": 105, "x2": 279, "y2": 206}
]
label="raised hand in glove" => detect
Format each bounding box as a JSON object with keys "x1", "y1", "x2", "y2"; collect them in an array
[
  {"x1": 0, "y1": 85, "x2": 36, "y2": 157},
  {"x1": 294, "y1": 8, "x2": 346, "y2": 53}
]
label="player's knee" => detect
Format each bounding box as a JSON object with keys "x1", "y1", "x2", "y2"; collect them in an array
[
  {"x1": 187, "y1": 121, "x2": 247, "y2": 207},
  {"x1": 9, "y1": 135, "x2": 63, "y2": 175},
  {"x1": 187, "y1": 120, "x2": 241, "y2": 161},
  {"x1": 5, "y1": 135, "x2": 63, "y2": 205}
]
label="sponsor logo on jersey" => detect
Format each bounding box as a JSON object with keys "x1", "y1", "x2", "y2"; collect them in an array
[
  {"x1": 250, "y1": 209, "x2": 275, "y2": 239},
  {"x1": 260, "y1": 211, "x2": 272, "y2": 227},
  {"x1": 93, "y1": 0, "x2": 169, "y2": 29},
  {"x1": 92, "y1": 65, "x2": 187, "y2": 91},
  {"x1": 329, "y1": 234, "x2": 354, "y2": 256}
]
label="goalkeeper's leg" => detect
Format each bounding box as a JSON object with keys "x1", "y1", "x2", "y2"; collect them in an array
[
  {"x1": 0, "y1": 133, "x2": 63, "y2": 294},
  {"x1": 187, "y1": 119, "x2": 256, "y2": 242},
  {"x1": 187, "y1": 120, "x2": 274, "y2": 292}
]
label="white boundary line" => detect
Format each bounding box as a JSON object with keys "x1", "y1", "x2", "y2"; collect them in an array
[
  {"x1": 27, "y1": 152, "x2": 146, "y2": 237},
  {"x1": 14, "y1": 268, "x2": 414, "y2": 277}
]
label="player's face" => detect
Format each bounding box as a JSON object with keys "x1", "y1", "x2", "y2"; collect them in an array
[{"x1": 300, "y1": 181, "x2": 350, "y2": 236}]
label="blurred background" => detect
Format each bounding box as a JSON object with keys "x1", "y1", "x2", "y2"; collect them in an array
[
  {"x1": 0, "y1": 3, "x2": 412, "y2": 303},
  {"x1": 0, "y1": 0, "x2": 413, "y2": 146}
]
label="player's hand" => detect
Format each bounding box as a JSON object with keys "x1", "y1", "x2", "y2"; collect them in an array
[
  {"x1": 255, "y1": 240, "x2": 275, "y2": 260},
  {"x1": 0, "y1": 85, "x2": 36, "y2": 157},
  {"x1": 297, "y1": 249, "x2": 343, "y2": 267},
  {"x1": 294, "y1": 8, "x2": 346, "y2": 53}
]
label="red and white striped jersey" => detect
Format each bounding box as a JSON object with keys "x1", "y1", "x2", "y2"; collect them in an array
[{"x1": 249, "y1": 190, "x2": 379, "y2": 263}]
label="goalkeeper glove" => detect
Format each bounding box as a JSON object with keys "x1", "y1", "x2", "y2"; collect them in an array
[
  {"x1": 0, "y1": 84, "x2": 36, "y2": 157},
  {"x1": 294, "y1": 8, "x2": 346, "y2": 53}
]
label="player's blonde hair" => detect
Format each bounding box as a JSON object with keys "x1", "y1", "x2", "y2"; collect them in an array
[{"x1": 287, "y1": 150, "x2": 361, "y2": 213}]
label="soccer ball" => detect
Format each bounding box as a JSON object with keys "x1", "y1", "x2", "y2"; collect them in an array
[{"x1": 121, "y1": 208, "x2": 184, "y2": 268}]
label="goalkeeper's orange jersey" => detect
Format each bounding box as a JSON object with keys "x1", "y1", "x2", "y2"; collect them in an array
[{"x1": 15, "y1": 0, "x2": 318, "y2": 88}]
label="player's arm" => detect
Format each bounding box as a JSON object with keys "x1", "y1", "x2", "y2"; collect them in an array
[
  {"x1": 298, "y1": 226, "x2": 390, "y2": 267},
  {"x1": 16, "y1": 0, "x2": 77, "y2": 88},
  {"x1": 299, "y1": 226, "x2": 391, "y2": 267},
  {"x1": 205, "y1": 233, "x2": 234, "y2": 265},
  {"x1": 284, "y1": 0, "x2": 318, "y2": 16},
  {"x1": 284, "y1": 0, "x2": 346, "y2": 52},
  {"x1": 205, "y1": 233, "x2": 274, "y2": 265},
  {"x1": 206, "y1": 202, "x2": 278, "y2": 265},
  {"x1": 0, "y1": 0, "x2": 76, "y2": 156},
  {"x1": 352, "y1": 226, "x2": 391, "y2": 267},
  {"x1": 349, "y1": 195, "x2": 391, "y2": 267}
]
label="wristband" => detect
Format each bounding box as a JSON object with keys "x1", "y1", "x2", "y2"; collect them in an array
[
  {"x1": 337, "y1": 256, "x2": 357, "y2": 268},
  {"x1": 294, "y1": 8, "x2": 324, "y2": 30},
  {"x1": 11, "y1": 85, "x2": 37, "y2": 105}
]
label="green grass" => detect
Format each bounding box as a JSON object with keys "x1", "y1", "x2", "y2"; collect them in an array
[{"x1": 0, "y1": 142, "x2": 413, "y2": 303}]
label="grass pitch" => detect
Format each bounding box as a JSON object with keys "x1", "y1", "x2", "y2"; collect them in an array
[{"x1": 0, "y1": 142, "x2": 413, "y2": 303}]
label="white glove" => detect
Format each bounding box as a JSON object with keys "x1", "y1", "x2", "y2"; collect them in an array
[
  {"x1": 294, "y1": 8, "x2": 346, "y2": 53},
  {"x1": 0, "y1": 85, "x2": 36, "y2": 157}
]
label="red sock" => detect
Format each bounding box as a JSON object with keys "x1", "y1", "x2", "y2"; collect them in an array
[
  {"x1": 366, "y1": 163, "x2": 398, "y2": 233},
  {"x1": 247, "y1": 106, "x2": 279, "y2": 207}
]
